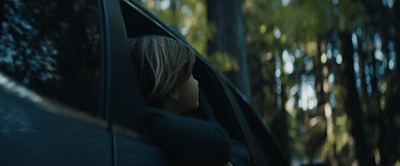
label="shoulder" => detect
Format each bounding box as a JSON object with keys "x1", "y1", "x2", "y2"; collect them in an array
[{"x1": 146, "y1": 107, "x2": 230, "y2": 162}]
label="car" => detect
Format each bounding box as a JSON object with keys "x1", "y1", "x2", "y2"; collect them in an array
[{"x1": 0, "y1": 0, "x2": 288, "y2": 165}]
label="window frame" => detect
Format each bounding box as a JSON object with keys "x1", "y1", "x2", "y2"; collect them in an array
[{"x1": 101, "y1": 0, "x2": 147, "y2": 135}]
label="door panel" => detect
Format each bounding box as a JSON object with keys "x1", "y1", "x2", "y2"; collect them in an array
[
  {"x1": 0, "y1": 91, "x2": 112, "y2": 166},
  {"x1": 114, "y1": 134, "x2": 167, "y2": 166}
]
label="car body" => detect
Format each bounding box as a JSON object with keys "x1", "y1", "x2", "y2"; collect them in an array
[{"x1": 0, "y1": 0, "x2": 288, "y2": 165}]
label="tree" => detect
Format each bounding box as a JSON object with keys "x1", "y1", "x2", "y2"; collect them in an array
[
  {"x1": 359, "y1": 0, "x2": 400, "y2": 165},
  {"x1": 206, "y1": 0, "x2": 251, "y2": 100},
  {"x1": 340, "y1": 32, "x2": 375, "y2": 166},
  {"x1": 138, "y1": 0, "x2": 400, "y2": 165},
  {"x1": 243, "y1": 0, "x2": 393, "y2": 165}
]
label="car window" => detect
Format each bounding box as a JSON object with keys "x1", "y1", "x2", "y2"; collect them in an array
[{"x1": 0, "y1": 0, "x2": 101, "y2": 116}]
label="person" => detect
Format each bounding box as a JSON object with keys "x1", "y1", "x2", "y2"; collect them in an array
[{"x1": 128, "y1": 35, "x2": 250, "y2": 166}]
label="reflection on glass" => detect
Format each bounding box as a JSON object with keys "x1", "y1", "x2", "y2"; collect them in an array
[
  {"x1": 0, "y1": 72, "x2": 42, "y2": 103},
  {"x1": 0, "y1": 0, "x2": 101, "y2": 116}
]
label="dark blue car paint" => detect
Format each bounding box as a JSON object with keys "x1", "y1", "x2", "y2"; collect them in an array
[{"x1": 0, "y1": 91, "x2": 112, "y2": 166}]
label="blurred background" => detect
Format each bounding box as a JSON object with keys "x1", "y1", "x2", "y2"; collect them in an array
[{"x1": 137, "y1": 0, "x2": 400, "y2": 165}]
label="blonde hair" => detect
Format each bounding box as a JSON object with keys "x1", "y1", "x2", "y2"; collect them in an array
[{"x1": 129, "y1": 35, "x2": 196, "y2": 108}]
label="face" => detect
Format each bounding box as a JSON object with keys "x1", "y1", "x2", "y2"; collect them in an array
[{"x1": 172, "y1": 74, "x2": 199, "y2": 114}]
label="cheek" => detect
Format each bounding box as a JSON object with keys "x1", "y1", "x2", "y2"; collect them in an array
[
  {"x1": 189, "y1": 83, "x2": 199, "y2": 105},
  {"x1": 193, "y1": 83, "x2": 199, "y2": 98}
]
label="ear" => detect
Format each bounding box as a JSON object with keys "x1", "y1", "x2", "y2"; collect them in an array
[{"x1": 169, "y1": 88, "x2": 179, "y2": 100}]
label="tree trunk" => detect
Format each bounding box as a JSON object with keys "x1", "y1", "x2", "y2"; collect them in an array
[
  {"x1": 382, "y1": 1, "x2": 400, "y2": 165},
  {"x1": 206, "y1": 0, "x2": 251, "y2": 100},
  {"x1": 340, "y1": 32, "x2": 375, "y2": 166},
  {"x1": 359, "y1": 1, "x2": 400, "y2": 165},
  {"x1": 170, "y1": 0, "x2": 178, "y2": 30}
]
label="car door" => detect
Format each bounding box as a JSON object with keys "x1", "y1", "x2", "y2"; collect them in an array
[{"x1": 0, "y1": 0, "x2": 112, "y2": 165}]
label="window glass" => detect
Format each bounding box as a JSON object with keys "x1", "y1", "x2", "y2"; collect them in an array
[{"x1": 0, "y1": 0, "x2": 101, "y2": 116}]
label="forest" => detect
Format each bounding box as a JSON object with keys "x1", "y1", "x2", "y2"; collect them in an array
[{"x1": 138, "y1": 0, "x2": 400, "y2": 165}]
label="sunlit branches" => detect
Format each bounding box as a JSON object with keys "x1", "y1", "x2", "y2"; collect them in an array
[
  {"x1": 388, "y1": 41, "x2": 397, "y2": 71},
  {"x1": 282, "y1": 50, "x2": 295, "y2": 74},
  {"x1": 322, "y1": 33, "x2": 341, "y2": 112},
  {"x1": 356, "y1": 29, "x2": 374, "y2": 97},
  {"x1": 139, "y1": 0, "x2": 209, "y2": 56},
  {"x1": 244, "y1": 0, "x2": 399, "y2": 164},
  {"x1": 326, "y1": 33, "x2": 343, "y2": 65},
  {"x1": 354, "y1": 30, "x2": 396, "y2": 97},
  {"x1": 278, "y1": 47, "x2": 319, "y2": 112},
  {"x1": 298, "y1": 74, "x2": 317, "y2": 111}
]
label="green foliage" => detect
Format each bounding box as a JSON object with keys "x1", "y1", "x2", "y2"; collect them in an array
[
  {"x1": 206, "y1": 51, "x2": 240, "y2": 72},
  {"x1": 244, "y1": 0, "x2": 399, "y2": 165},
  {"x1": 244, "y1": 0, "x2": 364, "y2": 52},
  {"x1": 139, "y1": 0, "x2": 212, "y2": 57},
  {"x1": 138, "y1": 0, "x2": 400, "y2": 165}
]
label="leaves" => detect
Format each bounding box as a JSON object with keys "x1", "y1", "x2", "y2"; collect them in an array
[{"x1": 138, "y1": 0, "x2": 400, "y2": 165}]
